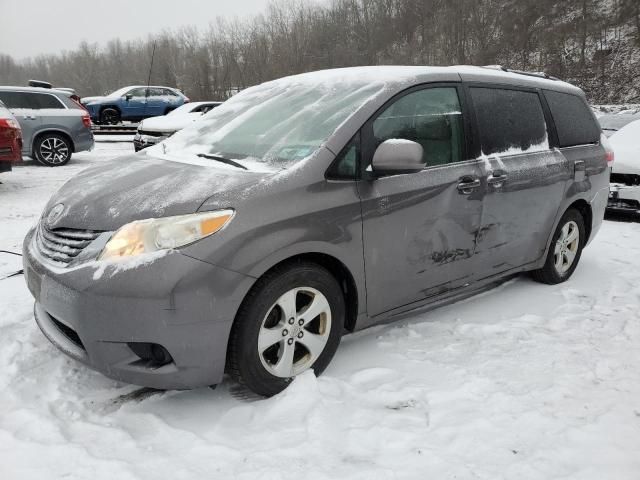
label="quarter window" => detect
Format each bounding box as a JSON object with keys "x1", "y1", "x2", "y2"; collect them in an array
[
  {"x1": 327, "y1": 134, "x2": 359, "y2": 180},
  {"x1": 543, "y1": 90, "x2": 600, "y2": 147},
  {"x1": 470, "y1": 87, "x2": 548, "y2": 156},
  {"x1": 31, "y1": 93, "x2": 65, "y2": 109},
  {"x1": 372, "y1": 87, "x2": 464, "y2": 166}
]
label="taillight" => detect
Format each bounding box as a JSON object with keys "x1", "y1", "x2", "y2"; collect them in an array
[
  {"x1": 605, "y1": 151, "x2": 614, "y2": 165},
  {"x1": 600, "y1": 133, "x2": 614, "y2": 166},
  {"x1": 184, "y1": 97, "x2": 190, "y2": 103},
  {"x1": 82, "y1": 113, "x2": 92, "y2": 128},
  {"x1": 0, "y1": 118, "x2": 20, "y2": 129}
]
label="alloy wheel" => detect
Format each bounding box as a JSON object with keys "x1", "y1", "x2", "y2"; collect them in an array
[
  {"x1": 258, "y1": 287, "x2": 332, "y2": 378},
  {"x1": 554, "y1": 220, "x2": 580, "y2": 274},
  {"x1": 40, "y1": 137, "x2": 69, "y2": 165}
]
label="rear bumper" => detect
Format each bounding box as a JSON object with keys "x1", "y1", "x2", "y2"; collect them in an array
[
  {"x1": 0, "y1": 160, "x2": 11, "y2": 172},
  {"x1": 23, "y1": 227, "x2": 255, "y2": 389},
  {"x1": 607, "y1": 183, "x2": 640, "y2": 214},
  {"x1": 74, "y1": 130, "x2": 94, "y2": 153}
]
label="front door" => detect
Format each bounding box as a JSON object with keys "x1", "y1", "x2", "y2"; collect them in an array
[
  {"x1": 357, "y1": 85, "x2": 485, "y2": 317},
  {"x1": 468, "y1": 86, "x2": 570, "y2": 275},
  {"x1": 121, "y1": 87, "x2": 148, "y2": 118}
]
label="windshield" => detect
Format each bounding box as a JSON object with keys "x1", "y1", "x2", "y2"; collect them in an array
[{"x1": 147, "y1": 75, "x2": 386, "y2": 171}]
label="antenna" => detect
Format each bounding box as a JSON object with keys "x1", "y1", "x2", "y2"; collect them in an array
[{"x1": 142, "y1": 41, "x2": 157, "y2": 121}]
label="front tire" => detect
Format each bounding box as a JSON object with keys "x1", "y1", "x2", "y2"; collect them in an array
[
  {"x1": 33, "y1": 134, "x2": 72, "y2": 166},
  {"x1": 227, "y1": 261, "x2": 344, "y2": 397},
  {"x1": 100, "y1": 107, "x2": 120, "y2": 125},
  {"x1": 531, "y1": 208, "x2": 585, "y2": 284}
]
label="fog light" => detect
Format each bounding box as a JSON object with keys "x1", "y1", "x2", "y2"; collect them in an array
[{"x1": 128, "y1": 342, "x2": 173, "y2": 367}]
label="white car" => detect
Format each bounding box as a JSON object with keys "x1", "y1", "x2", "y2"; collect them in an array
[
  {"x1": 133, "y1": 101, "x2": 222, "y2": 151},
  {"x1": 608, "y1": 119, "x2": 640, "y2": 214}
]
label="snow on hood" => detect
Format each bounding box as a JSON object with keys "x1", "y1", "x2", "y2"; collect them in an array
[
  {"x1": 139, "y1": 113, "x2": 202, "y2": 133},
  {"x1": 80, "y1": 96, "x2": 103, "y2": 104},
  {"x1": 610, "y1": 119, "x2": 640, "y2": 175},
  {"x1": 42, "y1": 154, "x2": 271, "y2": 231}
]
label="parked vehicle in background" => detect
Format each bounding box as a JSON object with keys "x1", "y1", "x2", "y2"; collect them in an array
[
  {"x1": 24, "y1": 66, "x2": 608, "y2": 397},
  {"x1": 608, "y1": 119, "x2": 640, "y2": 214},
  {"x1": 133, "y1": 101, "x2": 222, "y2": 151},
  {"x1": 0, "y1": 100, "x2": 22, "y2": 172},
  {"x1": 82, "y1": 86, "x2": 189, "y2": 125},
  {"x1": 0, "y1": 87, "x2": 93, "y2": 167},
  {"x1": 598, "y1": 112, "x2": 640, "y2": 137}
]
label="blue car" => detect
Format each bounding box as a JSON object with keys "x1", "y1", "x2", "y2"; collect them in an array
[{"x1": 81, "y1": 86, "x2": 189, "y2": 124}]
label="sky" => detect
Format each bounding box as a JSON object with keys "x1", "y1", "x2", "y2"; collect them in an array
[{"x1": 0, "y1": 0, "x2": 282, "y2": 59}]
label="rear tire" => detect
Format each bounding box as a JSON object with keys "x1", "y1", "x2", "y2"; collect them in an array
[
  {"x1": 100, "y1": 107, "x2": 120, "y2": 125},
  {"x1": 33, "y1": 133, "x2": 72, "y2": 167},
  {"x1": 531, "y1": 208, "x2": 585, "y2": 284},
  {"x1": 227, "y1": 261, "x2": 344, "y2": 397}
]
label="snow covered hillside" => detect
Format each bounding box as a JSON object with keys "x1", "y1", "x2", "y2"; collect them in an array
[{"x1": 1, "y1": 140, "x2": 639, "y2": 479}]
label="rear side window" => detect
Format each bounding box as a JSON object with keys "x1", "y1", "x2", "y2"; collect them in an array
[
  {"x1": 0, "y1": 91, "x2": 32, "y2": 109},
  {"x1": 543, "y1": 90, "x2": 599, "y2": 147},
  {"x1": 31, "y1": 93, "x2": 65, "y2": 109},
  {"x1": 470, "y1": 87, "x2": 548, "y2": 155}
]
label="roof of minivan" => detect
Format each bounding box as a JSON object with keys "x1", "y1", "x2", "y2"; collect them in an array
[{"x1": 278, "y1": 65, "x2": 582, "y2": 96}]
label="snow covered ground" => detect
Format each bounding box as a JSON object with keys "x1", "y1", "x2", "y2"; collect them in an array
[{"x1": 1, "y1": 139, "x2": 639, "y2": 479}]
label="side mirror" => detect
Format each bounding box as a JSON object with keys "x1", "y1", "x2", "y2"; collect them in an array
[
  {"x1": 125, "y1": 93, "x2": 133, "y2": 101},
  {"x1": 371, "y1": 139, "x2": 425, "y2": 174}
]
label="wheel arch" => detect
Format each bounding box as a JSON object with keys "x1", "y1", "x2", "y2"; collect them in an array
[
  {"x1": 568, "y1": 199, "x2": 593, "y2": 244},
  {"x1": 242, "y1": 252, "x2": 360, "y2": 334},
  {"x1": 100, "y1": 104, "x2": 121, "y2": 113},
  {"x1": 32, "y1": 129, "x2": 75, "y2": 153}
]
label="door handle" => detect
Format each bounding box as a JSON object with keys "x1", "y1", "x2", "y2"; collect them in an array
[
  {"x1": 487, "y1": 170, "x2": 508, "y2": 187},
  {"x1": 457, "y1": 176, "x2": 481, "y2": 195}
]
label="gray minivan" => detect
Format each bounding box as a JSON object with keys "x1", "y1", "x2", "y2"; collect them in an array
[
  {"x1": 23, "y1": 66, "x2": 609, "y2": 396},
  {"x1": 0, "y1": 87, "x2": 94, "y2": 166}
]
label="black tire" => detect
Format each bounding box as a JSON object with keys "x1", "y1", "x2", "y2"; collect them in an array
[
  {"x1": 100, "y1": 107, "x2": 120, "y2": 125},
  {"x1": 531, "y1": 208, "x2": 585, "y2": 284},
  {"x1": 33, "y1": 133, "x2": 72, "y2": 167},
  {"x1": 227, "y1": 261, "x2": 344, "y2": 397}
]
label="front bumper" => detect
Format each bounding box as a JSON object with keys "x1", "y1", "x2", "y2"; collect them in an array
[
  {"x1": 607, "y1": 183, "x2": 640, "y2": 214},
  {"x1": 23, "y1": 227, "x2": 255, "y2": 389},
  {"x1": 133, "y1": 132, "x2": 169, "y2": 151}
]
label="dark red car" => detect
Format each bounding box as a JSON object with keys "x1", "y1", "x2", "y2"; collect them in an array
[{"x1": 0, "y1": 100, "x2": 22, "y2": 172}]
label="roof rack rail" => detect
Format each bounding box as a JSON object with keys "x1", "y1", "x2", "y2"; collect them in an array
[{"x1": 480, "y1": 65, "x2": 559, "y2": 81}]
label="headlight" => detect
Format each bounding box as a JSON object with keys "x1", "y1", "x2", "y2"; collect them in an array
[{"x1": 99, "y1": 210, "x2": 234, "y2": 260}]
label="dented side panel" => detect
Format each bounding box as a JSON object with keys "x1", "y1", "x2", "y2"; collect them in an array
[
  {"x1": 357, "y1": 160, "x2": 484, "y2": 318},
  {"x1": 474, "y1": 149, "x2": 572, "y2": 275}
]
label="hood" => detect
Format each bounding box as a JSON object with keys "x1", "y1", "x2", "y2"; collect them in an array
[
  {"x1": 81, "y1": 96, "x2": 105, "y2": 104},
  {"x1": 610, "y1": 120, "x2": 640, "y2": 175},
  {"x1": 140, "y1": 113, "x2": 201, "y2": 133},
  {"x1": 42, "y1": 154, "x2": 270, "y2": 231}
]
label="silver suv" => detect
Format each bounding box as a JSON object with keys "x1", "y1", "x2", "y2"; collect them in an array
[{"x1": 0, "y1": 87, "x2": 94, "y2": 166}]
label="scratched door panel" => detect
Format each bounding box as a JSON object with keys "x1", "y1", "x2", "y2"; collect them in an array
[{"x1": 358, "y1": 159, "x2": 484, "y2": 316}]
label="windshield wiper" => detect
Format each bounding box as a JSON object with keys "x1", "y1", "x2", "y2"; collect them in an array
[{"x1": 197, "y1": 153, "x2": 248, "y2": 170}]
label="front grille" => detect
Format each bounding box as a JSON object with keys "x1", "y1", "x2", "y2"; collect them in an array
[
  {"x1": 36, "y1": 224, "x2": 102, "y2": 265},
  {"x1": 138, "y1": 129, "x2": 167, "y2": 137},
  {"x1": 0, "y1": 147, "x2": 12, "y2": 155}
]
